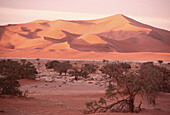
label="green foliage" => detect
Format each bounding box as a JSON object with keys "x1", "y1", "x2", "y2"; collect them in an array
[
  {"x1": 143, "y1": 61, "x2": 154, "y2": 65},
  {"x1": 21, "y1": 59, "x2": 26, "y2": 63},
  {"x1": 36, "y1": 58, "x2": 40, "y2": 61},
  {"x1": 0, "y1": 59, "x2": 38, "y2": 96},
  {"x1": 0, "y1": 59, "x2": 21, "y2": 78},
  {"x1": 85, "y1": 62, "x2": 169, "y2": 114},
  {"x1": 158, "y1": 60, "x2": 163, "y2": 65},
  {"x1": 139, "y1": 63, "x2": 170, "y2": 93},
  {"x1": 103, "y1": 59, "x2": 106, "y2": 63},
  {"x1": 20, "y1": 61, "x2": 38, "y2": 79},
  {"x1": 103, "y1": 59, "x2": 109, "y2": 63},
  {"x1": 81, "y1": 63, "x2": 99, "y2": 74},
  {"x1": 45, "y1": 60, "x2": 60, "y2": 69},
  {"x1": 0, "y1": 76, "x2": 22, "y2": 96},
  {"x1": 69, "y1": 67, "x2": 89, "y2": 80},
  {"x1": 99, "y1": 62, "x2": 131, "y2": 84},
  {"x1": 69, "y1": 63, "x2": 98, "y2": 80},
  {"x1": 69, "y1": 67, "x2": 82, "y2": 80},
  {"x1": 105, "y1": 84, "x2": 118, "y2": 99},
  {"x1": 0, "y1": 59, "x2": 38, "y2": 79},
  {"x1": 54, "y1": 61, "x2": 72, "y2": 75},
  {"x1": 46, "y1": 60, "x2": 72, "y2": 75}
]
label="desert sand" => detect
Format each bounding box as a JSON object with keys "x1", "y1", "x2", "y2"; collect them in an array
[
  {"x1": 0, "y1": 77, "x2": 169, "y2": 115},
  {"x1": 0, "y1": 59, "x2": 170, "y2": 115},
  {"x1": 0, "y1": 14, "x2": 170, "y2": 61}
]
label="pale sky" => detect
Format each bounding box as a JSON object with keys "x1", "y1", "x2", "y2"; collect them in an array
[{"x1": 0, "y1": 0, "x2": 170, "y2": 31}]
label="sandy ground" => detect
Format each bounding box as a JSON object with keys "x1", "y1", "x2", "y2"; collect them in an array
[{"x1": 0, "y1": 77, "x2": 170, "y2": 115}]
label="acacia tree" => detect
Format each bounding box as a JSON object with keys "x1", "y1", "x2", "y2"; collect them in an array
[
  {"x1": 0, "y1": 59, "x2": 38, "y2": 79},
  {"x1": 158, "y1": 60, "x2": 163, "y2": 65},
  {"x1": 0, "y1": 59, "x2": 38, "y2": 96},
  {"x1": 36, "y1": 58, "x2": 41, "y2": 73},
  {"x1": 19, "y1": 61, "x2": 38, "y2": 79},
  {"x1": 45, "y1": 60, "x2": 60, "y2": 69},
  {"x1": 68, "y1": 67, "x2": 84, "y2": 80},
  {"x1": 139, "y1": 62, "x2": 170, "y2": 93},
  {"x1": 69, "y1": 63, "x2": 99, "y2": 80},
  {"x1": 99, "y1": 62, "x2": 131, "y2": 85},
  {"x1": 45, "y1": 60, "x2": 72, "y2": 75},
  {"x1": 84, "y1": 62, "x2": 169, "y2": 114},
  {"x1": 53, "y1": 61, "x2": 72, "y2": 75},
  {"x1": 81, "y1": 63, "x2": 99, "y2": 75}
]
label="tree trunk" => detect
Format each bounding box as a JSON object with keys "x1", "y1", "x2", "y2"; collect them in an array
[
  {"x1": 75, "y1": 76, "x2": 78, "y2": 80},
  {"x1": 59, "y1": 72, "x2": 62, "y2": 76},
  {"x1": 128, "y1": 97, "x2": 134, "y2": 112}
]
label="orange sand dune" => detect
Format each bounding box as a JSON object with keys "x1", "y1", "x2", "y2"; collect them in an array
[
  {"x1": 44, "y1": 42, "x2": 75, "y2": 52},
  {"x1": 30, "y1": 19, "x2": 49, "y2": 23},
  {"x1": 38, "y1": 29, "x2": 66, "y2": 39},
  {"x1": 0, "y1": 49, "x2": 170, "y2": 61},
  {"x1": 77, "y1": 34, "x2": 107, "y2": 44},
  {"x1": 0, "y1": 14, "x2": 170, "y2": 61},
  {"x1": 16, "y1": 38, "x2": 52, "y2": 49}
]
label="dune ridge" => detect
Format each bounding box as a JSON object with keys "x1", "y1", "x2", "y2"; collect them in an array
[{"x1": 0, "y1": 14, "x2": 170, "y2": 60}]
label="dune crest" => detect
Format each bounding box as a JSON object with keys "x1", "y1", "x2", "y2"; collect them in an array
[{"x1": 0, "y1": 14, "x2": 170, "y2": 60}]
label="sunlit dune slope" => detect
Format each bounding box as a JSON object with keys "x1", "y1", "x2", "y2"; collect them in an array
[
  {"x1": 0, "y1": 14, "x2": 170, "y2": 60},
  {"x1": 44, "y1": 42, "x2": 74, "y2": 51},
  {"x1": 77, "y1": 34, "x2": 107, "y2": 44}
]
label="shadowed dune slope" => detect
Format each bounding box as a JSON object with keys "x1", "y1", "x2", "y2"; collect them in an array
[{"x1": 0, "y1": 14, "x2": 170, "y2": 60}]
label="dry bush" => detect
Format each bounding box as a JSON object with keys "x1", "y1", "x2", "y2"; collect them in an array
[{"x1": 84, "y1": 62, "x2": 170, "y2": 114}]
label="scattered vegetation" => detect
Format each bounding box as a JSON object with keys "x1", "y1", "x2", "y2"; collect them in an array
[
  {"x1": 99, "y1": 62, "x2": 131, "y2": 85},
  {"x1": 0, "y1": 58, "x2": 169, "y2": 113},
  {"x1": 0, "y1": 76, "x2": 22, "y2": 96},
  {"x1": 84, "y1": 62, "x2": 170, "y2": 114},
  {"x1": 69, "y1": 63, "x2": 98, "y2": 80},
  {"x1": 45, "y1": 60, "x2": 60, "y2": 69},
  {"x1": 54, "y1": 61, "x2": 72, "y2": 75},
  {"x1": 45, "y1": 61, "x2": 72, "y2": 75},
  {"x1": 0, "y1": 59, "x2": 38, "y2": 96},
  {"x1": 0, "y1": 59, "x2": 38, "y2": 79},
  {"x1": 103, "y1": 59, "x2": 109, "y2": 63},
  {"x1": 81, "y1": 63, "x2": 99, "y2": 75},
  {"x1": 140, "y1": 62, "x2": 170, "y2": 93}
]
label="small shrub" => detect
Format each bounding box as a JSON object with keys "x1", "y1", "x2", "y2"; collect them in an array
[
  {"x1": 45, "y1": 60, "x2": 60, "y2": 69},
  {"x1": 0, "y1": 76, "x2": 22, "y2": 96},
  {"x1": 69, "y1": 63, "x2": 98, "y2": 80},
  {"x1": 45, "y1": 61, "x2": 72, "y2": 75},
  {"x1": 81, "y1": 63, "x2": 99, "y2": 74},
  {"x1": 143, "y1": 61, "x2": 154, "y2": 65},
  {"x1": 54, "y1": 61, "x2": 72, "y2": 75}
]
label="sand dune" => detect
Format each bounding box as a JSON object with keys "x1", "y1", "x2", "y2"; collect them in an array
[
  {"x1": 77, "y1": 34, "x2": 107, "y2": 44},
  {"x1": 44, "y1": 42, "x2": 73, "y2": 51},
  {"x1": 0, "y1": 14, "x2": 170, "y2": 60}
]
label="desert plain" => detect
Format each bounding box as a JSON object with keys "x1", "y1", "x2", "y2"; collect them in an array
[
  {"x1": 0, "y1": 14, "x2": 170, "y2": 115},
  {"x1": 0, "y1": 59, "x2": 170, "y2": 115}
]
